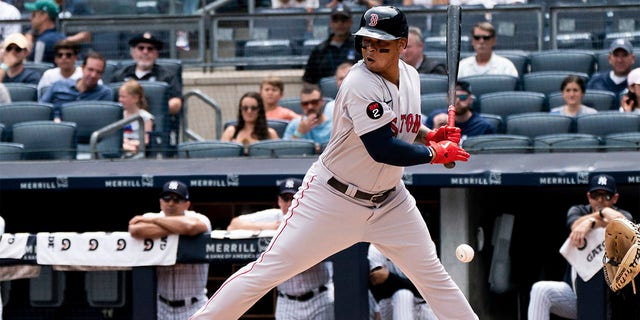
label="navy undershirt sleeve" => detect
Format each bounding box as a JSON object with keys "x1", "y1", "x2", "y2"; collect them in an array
[{"x1": 360, "y1": 122, "x2": 433, "y2": 166}]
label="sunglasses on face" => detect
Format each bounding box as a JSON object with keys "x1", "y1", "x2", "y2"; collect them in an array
[
  {"x1": 136, "y1": 45, "x2": 157, "y2": 52},
  {"x1": 301, "y1": 98, "x2": 322, "y2": 106},
  {"x1": 590, "y1": 191, "x2": 613, "y2": 201},
  {"x1": 456, "y1": 94, "x2": 469, "y2": 101},
  {"x1": 56, "y1": 52, "x2": 74, "y2": 58},
  {"x1": 161, "y1": 195, "x2": 186, "y2": 203},
  {"x1": 5, "y1": 46, "x2": 23, "y2": 53},
  {"x1": 241, "y1": 105, "x2": 259, "y2": 112},
  {"x1": 472, "y1": 35, "x2": 493, "y2": 41}
]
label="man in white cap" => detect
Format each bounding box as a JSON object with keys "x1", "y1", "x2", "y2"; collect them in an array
[
  {"x1": 587, "y1": 38, "x2": 636, "y2": 97},
  {"x1": 0, "y1": 33, "x2": 41, "y2": 84}
]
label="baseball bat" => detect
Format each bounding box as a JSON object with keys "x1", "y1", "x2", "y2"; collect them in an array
[{"x1": 444, "y1": 5, "x2": 461, "y2": 169}]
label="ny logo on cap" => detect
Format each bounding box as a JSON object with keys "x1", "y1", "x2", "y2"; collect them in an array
[
  {"x1": 369, "y1": 14, "x2": 378, "y2": 26},
  {"x1": 285, "y1": 179, "x2": 295, "y2": 188},
  {"x1": 597, "y1": 176, "x2": 608, "y2": 186},
  {"x1": 168, "y1": 181, "x2": 180, "y2": 190}
]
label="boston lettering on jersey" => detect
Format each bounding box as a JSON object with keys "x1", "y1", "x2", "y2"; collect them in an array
[{"x1": 390, "y1": 113, "x2": 422, "y2": 136}]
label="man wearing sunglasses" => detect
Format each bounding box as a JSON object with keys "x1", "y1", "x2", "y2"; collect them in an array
[
  {"x1": 528, "y1": 174, "x2": 636, "y2": 320},
  {"x1": 283, "y1": 83, "x2": 333, "y2": 152},
  {"x1": 129, "y1": 180, "x2": 212, "y2": 320},
  {"x1": 227, "y1": 178, "x2": 335, "y2": 320},
  {"x1": 0, "y1": 33, "x2": 41, "y2": 85},
  {"x1": 37, "y1": 40, "x2": 84, "y2": 93},
  {"x1": 112, "y1": 32, "x2": 183, "y2": 116},
  {"x1": 458, "y1": 21, "x2": 518, "y2": 78},
  {"x1": 426, "y1": 81, "x2": 495, "y2": 141}
]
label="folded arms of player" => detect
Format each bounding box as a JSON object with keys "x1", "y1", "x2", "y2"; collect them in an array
[{"x1": 360, "y1": 122, "x2": 469, "y2": 166}]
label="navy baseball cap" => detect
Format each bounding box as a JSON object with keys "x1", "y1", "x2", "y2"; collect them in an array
[
  {"x1": 128, "y1": 32, "x2": 164, "y2": 50},
  {"x1": 160, "y1": 180, "x2": 189, "y2": 200},
  {"x1": 331, "y1": 4, "x2": 351, "y2": 19},
  {"x1": 456, "y1": 81, "x2": 472, "y2": 94},
  {"x1": 588, "y1": 174, "x2": 616, "y2": 194},
  {"x1": 278, "y1": 178, "x2": 302, "y2": 195}
]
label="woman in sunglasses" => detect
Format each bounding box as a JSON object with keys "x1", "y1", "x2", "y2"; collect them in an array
[
  {"x1": 37, "y1": 40, "x2": 85, "y2": 94},
  {"x1": 221, "y1": 92, "x2": 280, "y2": 153}
]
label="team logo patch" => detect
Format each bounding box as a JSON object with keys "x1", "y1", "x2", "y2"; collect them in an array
[
  {"x1": 366, "y1": 102, "x2": 384, "y2": 119},
  {"x1": 369, "y1": 14, "x2": 378, "y2": 26}
]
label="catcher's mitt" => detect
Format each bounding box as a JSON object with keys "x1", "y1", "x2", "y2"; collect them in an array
[{"x1": 603, "y1": 218, "x2": 640, "y2": 294}]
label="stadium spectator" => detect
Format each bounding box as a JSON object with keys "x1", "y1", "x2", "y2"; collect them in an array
[
  {"x1": 0, "y1": 33, "x2": 41, "y2": 85},
  {"x1": 550, "y1": 75, "x2": 596, "y2": 117},
  {"x1": 587, "y1": 39, "x2": 636, "y2": 97},
  {"x1": 221, "y1": 91, "x2": 280, "y2": 153},
  {"x1": 111, "y1": 32, "x2": 183, "y2": 116},
  {"x1": 0, "y1": 1, "x2": 21, "y2": 41},
  {"x1": 119, "y1": 79, "x2": 154, "y2": 157},
  {"x1": 619, "y1": 67, "x2": 639, "y2": 114},
  {"x1": 458, "y1": 21, "x2": 518, "y2": 78},
  {"x1": 40, "y1": 50, "x2": 113, "y2": 121},
  {"x1": 227, "y1": 177, "x2": 335, "y2": 320},
  {"x1": 302, "y1": 5, "x2": 360, "y2": 85},
  {"x1": 260, "y1": 76, "x2": 300, "y2": 121},
  {"x1": 401, "y1": 26, "x2": 446, "y2": 75},
  {"x1": 426, "y1": 80, "x2": 495, "y2": 141},
  {"x1": 323, "y1": 60, "x2": 353, "y2": 118},
  {"x1": 24, "y1": 0, "x2": 66, "y2": 64},
  {"x1": 128, "y1": 180, "x2": 211, "y2": 320},
  {"x1": 37, "y1": 39, "x2": 83, "y2": 93},
  {"x1": 284, "y1": 83, "x2": 332, "y2": 152}
]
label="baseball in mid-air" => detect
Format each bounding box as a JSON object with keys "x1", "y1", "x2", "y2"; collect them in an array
[{"x1": 456, "y1": 244, "x2": 474, "y2": 263}]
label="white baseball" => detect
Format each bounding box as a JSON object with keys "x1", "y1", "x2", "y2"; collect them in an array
[{"x1": 456, "y1": 244, "x2": 474, "y2": 263}]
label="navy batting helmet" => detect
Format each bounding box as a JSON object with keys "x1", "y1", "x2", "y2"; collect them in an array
[{"x1": 354, "y1": 6, "x2": 409, "y2": 52}]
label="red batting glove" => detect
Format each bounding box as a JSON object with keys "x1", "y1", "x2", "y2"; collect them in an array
[
  {"x1": 428, "y1": 140, "x2": 470, "y2": 164},
  {"x1": 426, "y1": 126, "x2": 461, "y2": 144}
]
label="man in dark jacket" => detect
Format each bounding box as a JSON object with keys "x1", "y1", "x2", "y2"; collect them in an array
[{"x1": 302, "y1": 5, "x2": 361, "y2": 84}]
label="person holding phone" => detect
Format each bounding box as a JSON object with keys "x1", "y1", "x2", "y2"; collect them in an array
[{"x1": 283, "y1": 83, "x2": 333, "y2": 152}]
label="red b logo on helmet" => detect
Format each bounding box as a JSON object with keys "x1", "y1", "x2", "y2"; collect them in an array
[{"x1": 369, "y1": 14, "x2": 378, "y2": 26}]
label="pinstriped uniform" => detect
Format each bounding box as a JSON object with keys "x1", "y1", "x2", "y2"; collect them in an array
[
  {"x1": 235, "y1": 208, "x2": 334, "y2": 320},
  {"x1": 369, "y1": 244, "x2": 438, "y2": 320}
]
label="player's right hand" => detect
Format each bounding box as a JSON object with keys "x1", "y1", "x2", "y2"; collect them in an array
[
  {"x1": 426, "y1": 126, "x2": 461, "y2": 144},
  {"x1": 428, "y1": 140, "x2": 470, "y2": 164}
]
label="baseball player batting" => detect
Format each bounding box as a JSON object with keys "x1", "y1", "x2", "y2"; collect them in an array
[{"x1": 191, "y1": 6, "x2": 474, "y2": 320}]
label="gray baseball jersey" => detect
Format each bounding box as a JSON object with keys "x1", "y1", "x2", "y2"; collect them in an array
[{"x1": 191, "y1": 60, "x2": 477, "y2": 320}]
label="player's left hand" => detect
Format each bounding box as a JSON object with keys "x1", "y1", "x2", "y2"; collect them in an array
[
  {"x1": 428, "y1": 140, "x2": 469, "y2": 164},
  {"x1": 426, "y1": 126, "x2": 461, "y2": 144}
]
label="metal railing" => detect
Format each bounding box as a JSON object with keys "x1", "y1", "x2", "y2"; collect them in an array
[
  {"x1": 182, "y1": 89, "x2": 223, "y2": 141},
  {"x1": 90, "y1": 114, "x2": 145, "y2": 159}
]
